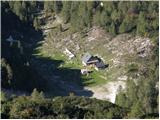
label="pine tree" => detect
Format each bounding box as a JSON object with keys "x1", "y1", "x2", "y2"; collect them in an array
[
  {"x1": 119, "y1": 15, "x2": 135, "y2": 33},
  {"x1": 93, "y1": 11, "x2": 101, "y2": 26},
  {"x1": 54, "y1": 1, "x2": 62, "y2": 14},
  {"x1": 143, "y1": 80, "x2": 158, "y2": 113},
  {"x1": 0, "y1": 91, "x2": 8, "y2": 102},
  {"x1": 126, "y1": 79, "x2": 138, "y2": 107},
  {"x1": 13, "y1": 1, "x2": 24, "y2": 20},
  {"x1": 31, "y1": 88, "x2": 44, "y2": 101},
  {"x1": 61, "y1": 1, "x2": 72, "y2": 23},
  {"x1": 33, "y1": 17, "x2": 40, "y2": 31},
  {"x1": 129, "y1": 101, "x2": 145, "y2": 118},
  {"x1": 78, "y1": 2, "x2": 88, "y2": 28},
  {"x1": 44, "y1": 1, "x2": 54, "y2": 13},
  {"x1": 70, "y1": 2, "x2": 80, "y2": 32},
  {"x1": 115, "y1": 92, "x2": 127, "y2": 107},
  {"x1": 1, "y1": 58, "x2": 13, "y2": 88},
  {"x1": 109, "y1": 22, "x2": 116, "y2": 35},
  {"x1": 103, "y1": 1, "x2": 115, "y2": 14},
  {"x1": 136, "y1": 12, "x2": 147, "y2": 36}
]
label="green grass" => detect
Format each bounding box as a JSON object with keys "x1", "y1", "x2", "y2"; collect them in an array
[
  {"x1": 35, "y1": 44, "x2": 109, "y2": 87},
  {"x1": 82, "y1": 71, "x2": 108, "y2": 87},
  {"x1": 33, "y1": 25, "x2": 122, "y2": 87}
]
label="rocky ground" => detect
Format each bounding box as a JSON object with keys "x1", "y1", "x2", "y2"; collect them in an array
[{"x1": 85, "y1": 80, "x2": 126, "y2": 103}]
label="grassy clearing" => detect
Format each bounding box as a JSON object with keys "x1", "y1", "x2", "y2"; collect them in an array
[
  {"x1": 35, "y1": 43, "x2": 109, "y2": 87},
  {"x1": 82, "y1": 71, "x2": 108, "y2": 87},
  {"x1": 33, "y1": 24, "x2": 123, "y2": 87}
]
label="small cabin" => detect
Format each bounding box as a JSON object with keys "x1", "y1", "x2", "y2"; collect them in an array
[
  {"x1": 82, "y1": 53, "x2": 107, "y2": 70},
  {"x1": 82, "y1": 53, "x2": 99, "y2": 66}
]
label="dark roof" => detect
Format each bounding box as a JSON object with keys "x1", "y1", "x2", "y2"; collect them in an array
[
  {"x1": 82, "y1": 53, "x2": 92, "y2": 63},
  {"x1": 95, "y1": 61, "x2": 105, "y2": 68}
]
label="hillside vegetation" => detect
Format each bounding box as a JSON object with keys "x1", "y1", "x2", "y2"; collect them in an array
[
  {"x1": 1, "y1": 1, "x2": 159, "y2": 119},
  {"x1": 1, "y1": 90, "x2": 128, "y2": 119}
]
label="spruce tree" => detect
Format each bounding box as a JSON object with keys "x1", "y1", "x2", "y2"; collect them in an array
[
  {"x1": 109, "y1": 22, "x2": 116, "y2": 35},
  {"x1": 31, "y1": 88, "x2": 44, "y2": 101},
  {"x1": 33, "y1": 17, "x2": 40, "y2": 31},
  {"x1": 129, "y1": 101, "x2": 145, "y2": 118},
  {"x1": 61, "y1": 1, "x2": 72, "y2": 23},
  {"x1": 136, "y1": 12, "x2": 147, "y2": 36}
]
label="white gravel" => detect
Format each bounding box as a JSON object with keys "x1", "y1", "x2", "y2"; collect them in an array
[{"x1": 85, "y1": 81, "x2": 126, "y2": 103}]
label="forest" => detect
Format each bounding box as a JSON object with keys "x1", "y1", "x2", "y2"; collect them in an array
[{"x1": 1, "y1": 1, "x2": 159, "y2": 119}]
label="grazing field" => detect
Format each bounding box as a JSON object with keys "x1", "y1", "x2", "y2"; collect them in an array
[{"x1": 35, "y1": 44, "x2": 109, "y2": 87}]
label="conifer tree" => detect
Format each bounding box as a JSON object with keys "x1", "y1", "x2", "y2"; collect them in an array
[
  {"x1": 136, "y1": 12, "x2": 147, "y2": 36},
  {"x1": 31, "y1": 88, "x2": 44, "y2": 101},
  {"x1": 129, "y1": 101, "x2": 145, "y2": 118},
  {"x1": 33, "y1": 17, "x2": 40, "y2": 31},
  {"x1": 109, "y1": 22, "x2": 116, "y2": 35},
  {"x1": 61, "y1": 1, "x2": 72, "y2": 23}
]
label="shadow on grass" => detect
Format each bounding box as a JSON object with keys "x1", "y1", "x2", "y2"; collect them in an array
[
  {"x1": 1, "y1": 3, "x2": 93, "y2": 97},
  {"x1": 30, "y1": 56, "x2": 93, "y2": 97}
]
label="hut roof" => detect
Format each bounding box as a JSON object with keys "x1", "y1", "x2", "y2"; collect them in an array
[
  {"x1": 82, "y1": 53, "x2": 92, "y2": 63},
  {"x1": 95, "y1": 61, "x2": 105, "y2": 68}
]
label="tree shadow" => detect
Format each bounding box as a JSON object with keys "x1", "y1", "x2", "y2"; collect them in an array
[
  {"x1": 140, "y1": 113, "x2": 159, "y2": 119},
  {"x1": 1, "y1": 3, "x2": 93, "y2": 97},
  {"x1": 30, "y1": 56, "x2": 93, "y2": 97}
]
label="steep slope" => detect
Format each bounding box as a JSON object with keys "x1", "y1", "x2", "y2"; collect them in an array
[{"x1": 1, "y1": 95, "x2": 128, "y2": 119}]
